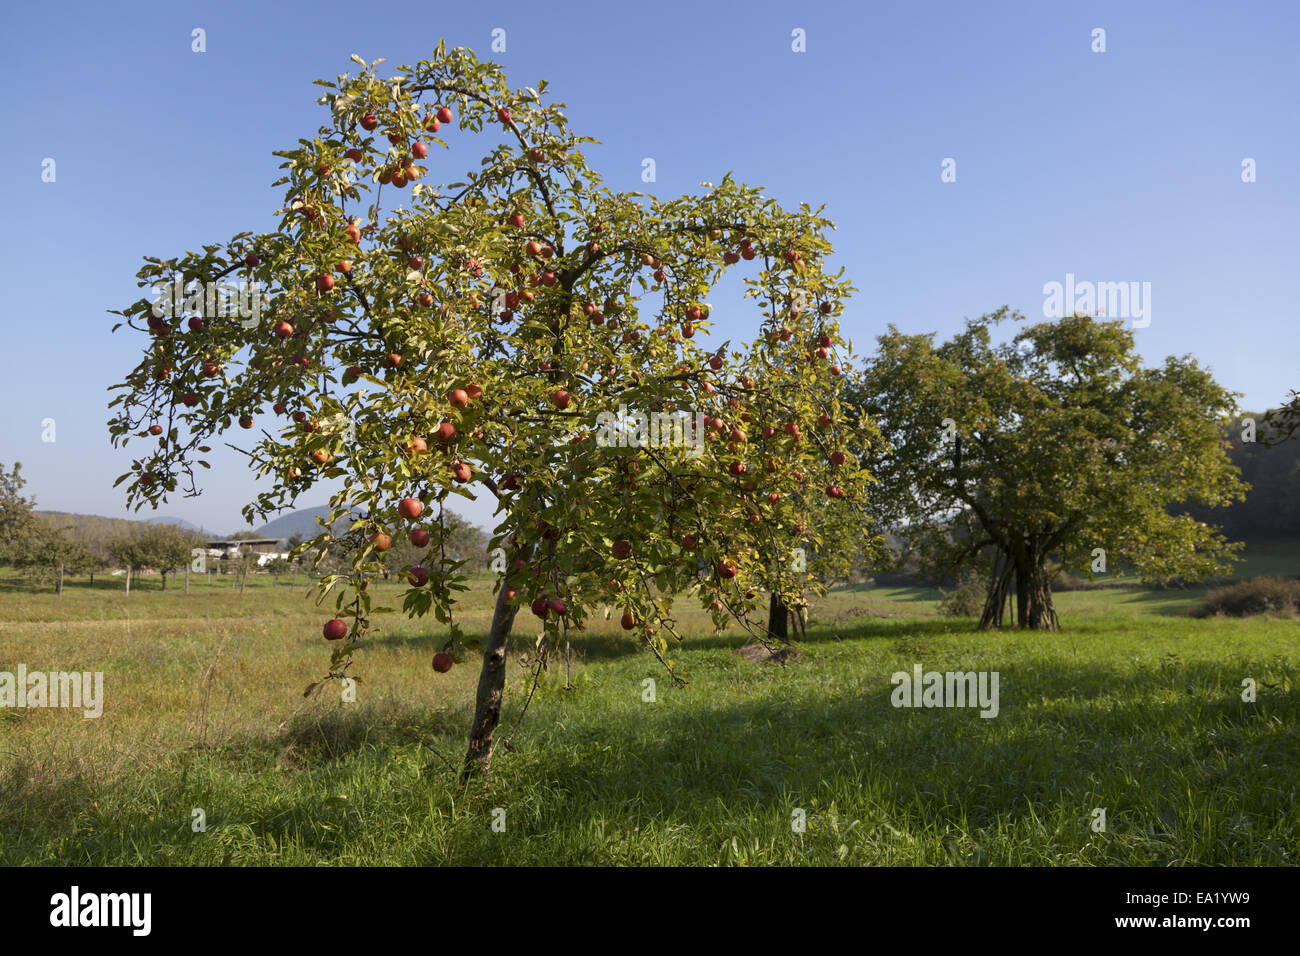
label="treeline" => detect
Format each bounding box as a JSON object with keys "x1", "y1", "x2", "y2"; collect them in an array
[
  {"x1": 1179, "y1": 415, "x2": 1300, "y2": 542},
  {"x1": 0, "y1": 461, "x2": 494, "y2": 595}
]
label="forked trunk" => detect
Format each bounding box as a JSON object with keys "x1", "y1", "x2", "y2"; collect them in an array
[{"x1": 462, "y1": 586, "x2": 521, "y2": 782}]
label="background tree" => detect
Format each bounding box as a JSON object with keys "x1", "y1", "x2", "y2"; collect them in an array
[
  {"x1": 1261, "y1": 392, "x2": 1299, "y2": 446},
  {"x1": 849, "y1": 310, "x2": 1246, "y2": 630},
  {"x1": 13, "y1": 518, "x2": 91, "y2": 595},
  {"x1": 108, "y1": 530, "x2": 146, "y2": 594},
  {"x1": 266, "y1": 555, "x2": 291, "y2": 585},
  {"x1": 0, "y1": 462, "x2": 37, "y2": 566},
  {"x1": 107, "y1": 44, "x2": 873, "y2": 778},
  {"x1": 1180, "y1": 415, "x2": 1300, "y2": 545}
]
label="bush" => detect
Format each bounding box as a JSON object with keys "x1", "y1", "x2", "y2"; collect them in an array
[
  {"x1": 1190, "y1": 577, "x2": 1300, "y2": 618},
  {"x1": 939, "y1": 569, "x2": 987, "y2": 617}
]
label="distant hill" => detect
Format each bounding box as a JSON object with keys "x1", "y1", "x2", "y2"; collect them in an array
[
  {"x1": 37, "y1": 512, "x2": 227, "y2": 538},
  {"x1": 255, "y1": 505, "x2": 348, "y2": 542}
]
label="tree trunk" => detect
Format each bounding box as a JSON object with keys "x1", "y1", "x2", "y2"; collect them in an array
[
  {"x1": 979, "y1": 551, "x2": 1014, "y2": 629},
  {"x1": 161, "y1": 569, "x2": 167, "y2": 590},
  {"x1": 185, "y1": 563, "x2": 190, "y2": 594},
  {"x1": 767, "y1": 592, "x2": 789, "y2": 643},
  {"x1": 1014, "y1": 553, "x2": 1059, "y2": 631},
  {"x1": 462, "y1": 587, "x2": 521, "y2": 782},
  {"x1": 89, "y1": 571, "x2": 94, "y2": 585},
  {"x1": 56, "y1": 562, "x2": 64, "y2": 596},
  {"x1": 125, "y1": 566, "x2": 131, "y2": 595}
]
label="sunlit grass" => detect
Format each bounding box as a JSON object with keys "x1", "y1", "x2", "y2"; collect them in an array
[{"x1": 0, "y1": 569, "x2": 1295, "y2": 864}]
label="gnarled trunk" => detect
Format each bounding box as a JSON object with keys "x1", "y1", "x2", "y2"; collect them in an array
[
  {"x1": 461, "y1": 586, "x2": 521, "y2": 782},
  {"x1": 979, "y1": 545, "x2": 1058, "y2": 630},
  {"x1": 1014, "y1": 554, "x2": 1059, "y2": 631}
]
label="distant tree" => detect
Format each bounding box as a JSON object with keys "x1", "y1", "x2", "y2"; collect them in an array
[
  {"x1": 15, "y1": 519, "x2": 91, "y2": 595},
  {"x1": 108, "y1": 530, "x2": 147, "y2": 594},
  {"x1": 145, "y1": 524, "x2": 201, "y2": 589},
  {"x1": 1178, "y1": 413, "x2": 1300, "y2": 544},
  {"x1": 850, "y1": 310, "x2": 1246, "y2": 630},
  {"x1": 265, "y1": 555, "x2": 291, "y2": 584},
  {"x1": 1261, "y1": 392, "x2": 1300, "y2": 446},
  {"x1": 0, "y1": 462, "x2": 37, "y2": 566},
  {"x1": 229, "y1": 530, "x2": 262, "y2": 540}
]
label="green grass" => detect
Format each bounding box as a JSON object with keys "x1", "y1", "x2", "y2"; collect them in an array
[{"x1": 0, "y1": 566, "x2": 1296, "y2": 865}]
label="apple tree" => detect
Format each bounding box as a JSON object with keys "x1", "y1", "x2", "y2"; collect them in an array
[
  {"x1": 107, "y1": 43, "x2": 875, "y2": 778},
  {"x1": 847, "y1": 309, "x2": 1245, "y2": 630}
]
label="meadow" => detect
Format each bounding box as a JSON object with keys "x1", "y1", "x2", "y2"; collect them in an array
[{"x1": 0, "y1": 557, "x2": 1296, "y2": 866}]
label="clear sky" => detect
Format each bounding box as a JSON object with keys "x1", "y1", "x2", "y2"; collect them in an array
[{"x1": 2, "y1": 0, "x2": 1296, "y2": 536}]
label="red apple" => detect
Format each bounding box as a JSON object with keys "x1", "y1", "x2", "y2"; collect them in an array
[
  {"x1": 831, "y1": 451, "x2": 847, "y2": 466},
  {"x1": 620, "y1": 611, "x2": 636, "y2": 630},
  {"x1": 434, "y1": 422, "x2": 457, "y2": 443},
  {"x1": 448, "y1": 388, "x2": 469, "y2": 408},
  {"x1": 370, "y1": 531, "x2": 391, "y2": 551},
  {"x1": 611, "y1": 539, "x2": 632, "y2": 560},
  {"x1": 317, "y1": 274, "x2": 334, "y2": 292},
  {"x1": 409, "y1": 528, "x2": 431, "y2": 548},
  {"x1": 436, "y1": 106, "x2": 453, "y2": 124},
  {"x1": 716, "y1": 560, "x2": 738, "y2": 579},
  {"x1": 360, "y1": 113, "x2": 378, "y2": 130},
  {"x1": 323, "y1": 618, "x2": 348, "y2": 640},
  {"x1": 411, "y1": 141, "x2": 428, "y2": 159},
  {"x1": 398, "y1": 497, "x2": 423, "y2": 520},
  {"x1": 547, "y1": 598, "x2": 567, "y2": 616},
  {"x1": 244, "y1": 253, "x2": 260, "y2": 268},
  {"x1": 497, "y1": 107, "x2": 512, "y2": 124},
  {"x1": 531, "y1": 597, "x2": 549, "y2": 619},
  {"x1": 452, "y1": 461, "x2": 472, "y2": 483},
  {"x1": 550, "y1": 389, "x2": 571, "y2": 409},
  {"x1": 432, "y1": 652, "x2": 454, "y2": 673},
  {"x1": 508, "y1": 213, "x2": 524, "y2": 228}
]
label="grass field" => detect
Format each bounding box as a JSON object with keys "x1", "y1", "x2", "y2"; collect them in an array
[{"x1": 0, "y1": 560, "x2": 1297, "y2": 865}]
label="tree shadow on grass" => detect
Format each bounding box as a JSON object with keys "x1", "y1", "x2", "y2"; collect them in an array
[{"x1": 515, "y1": 656, "x2": 1300, "y2": 863}]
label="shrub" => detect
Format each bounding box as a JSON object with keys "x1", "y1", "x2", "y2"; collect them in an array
[
  {"x1": 1190, "y1": 577, "x2": 1300, "y2": 618},
  {"x1": 939, "y1": 569, "x2": 987, "y2": 617}
]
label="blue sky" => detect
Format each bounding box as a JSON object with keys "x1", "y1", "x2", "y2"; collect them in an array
[{"x1": 2, "y1": 0, "x2": 1296, "y2": 535}]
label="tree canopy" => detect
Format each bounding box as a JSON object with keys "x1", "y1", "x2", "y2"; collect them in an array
[
  {"x1": 849, "y1": 309, "x2": 1245, "y2": 629},
  {"x1": 107, "y1": 43, "x2": 875, "y2": 775}
]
